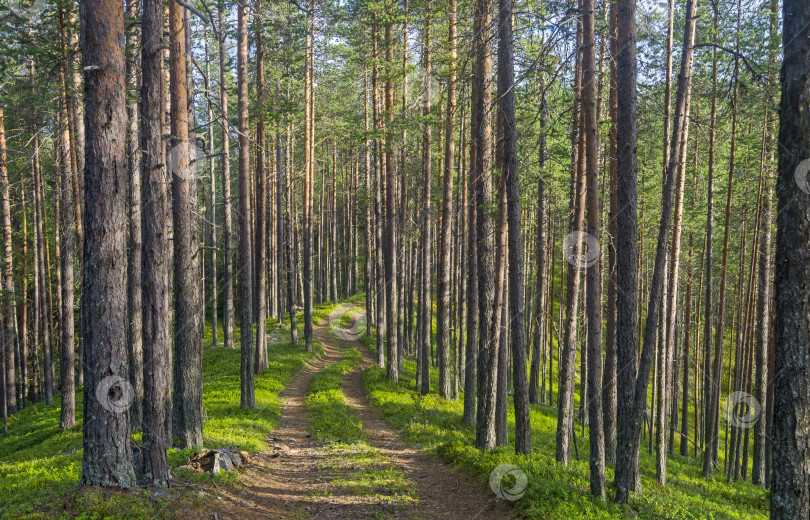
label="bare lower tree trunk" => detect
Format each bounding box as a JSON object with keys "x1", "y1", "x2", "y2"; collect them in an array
[
  {"x1": 79, "y1": 0, "x2": 137, "y2": 487},
  {"x1": 463, "y1": 84, "x2": 478, "y2": 427},
  {"x1": 237, "y1": 0, "x2": 255, "y2": 407},
  {"x1": 139, "y1": 0, "x2": 170, "y2": 486},
  {"x1": 418, "y1": 14, "x2": 432, "y2": 396}
]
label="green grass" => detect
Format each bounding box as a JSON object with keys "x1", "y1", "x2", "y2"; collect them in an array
[
  {"x1": 315, "y1": 442, "x2": 417, "y2": 505},
  {"x1": 361, "y1": 339, "x2": 770, "y2": 519},
  {"x1": 0, "y1": 323, "x2": 321, "y2": 520},
  {"x1": 306, "y1": 348, "x2": 364, "y2": 441}
]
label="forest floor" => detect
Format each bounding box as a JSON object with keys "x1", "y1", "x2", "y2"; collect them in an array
[{"x1": 190, "y1": 304, "x2": 512, "y2": 520}]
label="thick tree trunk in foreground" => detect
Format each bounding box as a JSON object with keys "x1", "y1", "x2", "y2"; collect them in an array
[
  {"x1": 139, "y1": 0, "x2": 170, "y2": 486},
  {"x1": 79, "y1": 0, "x2": 137, "y2": 487},
  {"x1": 303, "y1": 5, "x2": 314, "y2": 353},
  {"x1": 498, "y1": 0, "x2": 530, "y2": 455},
  {"x1": 614, "y1": 0, "x2": 641, "y2": 501},
  {"x1": 473, "y1": 0, "x2": 496, "y2": 451},
  {"x1": 771, "y1": 0, "x2": 810, "y2": 515},
  {"x1": 170, "y1": 0, "x2": 203, "y2": 447}
]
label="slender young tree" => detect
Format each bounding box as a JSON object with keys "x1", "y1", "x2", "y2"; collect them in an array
[
  {"x1": 418, "y1": 11, "x2": 432, "y2": 396},
  {"x1": 254, "y1": 0, "x2": 268, "y2": 373},
  {"x1": 437, "y1": 0, "x2": 456, "y2": 400},
  {"x1": 79, "y1": 0, "x2": 137, "y2": 487},
  {"x1": 0, "y1": 105, "x2": 15, "y2": 418},
  {"x1": 58, "y1": 4, "x2": 76, "y2": 430},
  {"x1": 383, "y1": 0, "x2": 399, "y2": 382},
  {"x1": 219, "y1": 0, "x2": 235, "y2": 350},
  {"x1": 237, "y1": 0, "x2": 255, "y2": 407},
  {"x1": 581, "y1": 0, "x2": 605, "y2": 494}
]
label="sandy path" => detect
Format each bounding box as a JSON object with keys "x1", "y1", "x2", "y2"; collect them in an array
[{"x1": 190, "y1": 306, "x2": 513, "y2": 519}]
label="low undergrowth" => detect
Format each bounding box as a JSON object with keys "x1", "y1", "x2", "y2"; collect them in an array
[
  {"x1": 0, "y1": 325, "x2": 321, "y2": 520},
  {"x1": 361, "y1": 336, "x2": 769, "y2": 520}
]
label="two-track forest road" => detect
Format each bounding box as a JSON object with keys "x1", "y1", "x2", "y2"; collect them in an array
[{"x1": 190, "y1": 304, "x2": 512, "y2": 520}]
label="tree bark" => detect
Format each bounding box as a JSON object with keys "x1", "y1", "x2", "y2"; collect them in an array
[
  {"x1": 582, "y1": 0, "x2": 604, "y2": 494},
  {"x1": 58, "y1": 6, "x2": 76, "y2": 430},
  {"x1": 614, "y1": 0, "x2": 641, "y2": 500},
  {"x1": 237, "y1": 0, "x2": 255, "y2": 408},
  {"x1": 139, "y1": 0, "x2": 171, "y2": 486},
  {"x1": 472, "y1": 0, "x2": 496, "y2": 450},
  {"x1": 254, "y1": 0, "x2": 268, "y2": 373},
  {"x1": 437, "y1": 0, "x2": 456, "y2": 400},
  {"x1": 79, "y1": 0, "x2": 137, "y2": 487},
  {"x1": 498, "y1": 0, "x2": 530, "y2": 454},
  {"x1": 771, "y1": 0, "x2": 810, "y2": 514},
  {"x1": 219, "y1": 0, "x2": 234, "y2": 351}
]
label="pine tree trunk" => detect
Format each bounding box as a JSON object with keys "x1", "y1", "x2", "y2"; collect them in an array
[
  {"x1": 0, "y1": 105, "x2": 16, "y2": 417},
  {"x1": 582, "y1": 0, "x2": 604, "y2": 493},
  {"x1": 383, "y1": 0, "x2": 399, "y2": 382},
  {"x1": 472, "y1": 0, "x2": 496, "y2": 450},
  {"x1": 139, "y1": 0, "x2": 170, "y2": 485},
  {"x1": 557, "y1": 17, "x2": 585, "y2": 464},
  {"x1": 237, "y1": 0, "x2": 256, "y2": 408},
  {"x1": 170, "y1": 0, "x2": 204, "y2": 446},
  {"x1": 418, "y1": 14, "x2": 432, "y2": 396},
  {"x1": 614, "y1": 0, "x2": 641, "y2": 500},
  {"x1": 125, "y1": 0, "x2": 143, "y2": 431},
  {"x1": 254, "y1": 0, "x2": 268, "y2": 373},
  {"x1": 58, "y1": 7, "x2": 76, "y2": 430},
  {"x1": 437, "y1": 0, "x2": 456, "y2": 400},
  {"x1": 219, "y1": 1, "x2": 234, "y2": 351},
  {"x1": 79, "y1": 0, "x2": 137, "y2": 486},
  {"x1": 498, "y1": 0, "x2": 530, "y2": 453},
  {"x1": 771, "y1": 0, "x2": 810, "y2": 512},
  {"x1": 303, "y1": 4, "x2": 315, "y2": 352}
]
